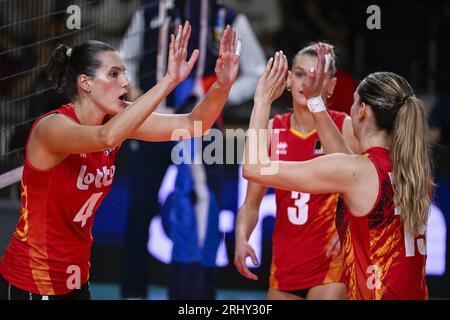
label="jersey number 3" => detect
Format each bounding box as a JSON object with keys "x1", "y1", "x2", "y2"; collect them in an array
[
  {"x1": 73, "y1": 192, "x2": 103, "y2": 227},
  {"x1": 287, "y1": 192, "x2": 310, "y2": 225}
]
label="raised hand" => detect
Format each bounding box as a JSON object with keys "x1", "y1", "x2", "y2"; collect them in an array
[
  {"x1": 166, "y1": 21, "x2": 199, "y2": 84},
  {"x1": 254, "y1": 50, "x2": 288, "y2": 104},
  {"x1": 303, "y1": 43, "x2": 328, "y2": 99},
  {"x1": 214, "y1": 25, "x2": 240, "y2": 88}
]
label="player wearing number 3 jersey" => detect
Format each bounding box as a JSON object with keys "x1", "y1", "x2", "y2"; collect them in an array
[
  {"x1": 234, "y1": 43, "x2": 359, "y2": 300},
  {"x1": 244, "y1": 45, "x2": 431, "y2": 300},
  {"x1": 0, "y1": 22, "x2": 241, "y2": 299},
  {"x1": 269, "y1": 110, "x2": 347, "y2": 294}
]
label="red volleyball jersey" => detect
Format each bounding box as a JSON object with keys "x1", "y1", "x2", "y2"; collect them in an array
[
  {"x1": 268, "y1": 110, "x2": 347, "y2": 291},
  {"x1": 336, "y1": 147, "x2": 428, "y2": 300},
  {"x1": 0, "y1": 104, "x2": 118, "y2": 295}
]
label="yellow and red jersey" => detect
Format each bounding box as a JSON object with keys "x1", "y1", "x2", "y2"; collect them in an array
[
  {"x1": 268, "y1": 110, "x2": 347, "y2": 291},
  {"x1": 0, "y1": 104, "x2": 118, "y2": 295},
  {"x1": 336, "y1": 147, "x2": 428, "y2": 300}
]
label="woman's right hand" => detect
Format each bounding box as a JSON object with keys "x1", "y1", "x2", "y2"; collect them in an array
[
  {"x1": 234, "y1": 205, "x2": 259, "y2": 281},
  {"x1": 302, "y1": 44, "x2": 327, "y2": 99},
  {"x1": 166, "y1": 21, "x2": 200, "y2": 85},
  {"x1": 253, "y1": 50, "x2": 288, "y2": 105},
  {"x1": 234, "y1": 238, "x2": 259, "y2": 281}
]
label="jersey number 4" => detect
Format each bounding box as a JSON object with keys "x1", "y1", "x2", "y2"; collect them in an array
[
  {"x1": 73, "y1": 192, "x2": 103, "y2": 227},
  {"x1": 287, "y1": 192, "x2": 310, "y2": 225}
]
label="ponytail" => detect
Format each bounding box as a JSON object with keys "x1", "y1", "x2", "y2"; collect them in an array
[
  {"x1": 358, "y1": 72, "x2": 433, "y2": 236},
  {"x1": 47, "y1": 44, "x2": 71, "y2": 93},
  {"x1": 391, "y1": 96, "x2": 432, "y2": 236},
  {"x1": 46, "y1": 40, "x2": 116, "y2": 99}
]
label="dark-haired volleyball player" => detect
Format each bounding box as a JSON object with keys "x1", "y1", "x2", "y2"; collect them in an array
[{"x1": 0, "y1": 22, "x2": 240, "y2": 300}]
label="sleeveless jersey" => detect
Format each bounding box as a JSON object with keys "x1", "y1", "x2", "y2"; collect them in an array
[
  {"x1": 269, "y1": 110, "x2": 346, "y2": 291},
  {"x1": 336, "y1": 147, "x2": 428, "y2": 299},
  {"x1": 0, "y1": 104, "x2": 118, "y2": 295}
]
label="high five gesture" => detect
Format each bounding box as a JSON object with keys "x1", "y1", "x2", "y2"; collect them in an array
[
  {"x1": 302, "y1": 44, "x2": 328, "y2": 100},
  {"x1": 215, "y1": 25, "x2": 241, "y2": 88},
  {"x1": 166, "y1": 21, "x2": 200, "y2": 85}
]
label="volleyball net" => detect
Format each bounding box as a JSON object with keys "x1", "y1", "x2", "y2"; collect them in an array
[{"x1": 0, "y1": 0, "x2": 165, "y2": 190}]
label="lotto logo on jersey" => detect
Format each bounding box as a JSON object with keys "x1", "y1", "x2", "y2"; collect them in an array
[
  {"x1": 276, "y1": 142, "x2": 288, "y2": 155},
  {"x1": 76, "y1": 165, "x2": 115, "y2": 190}
]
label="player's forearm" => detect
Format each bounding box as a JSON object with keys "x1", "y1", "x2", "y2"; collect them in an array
[
  {"x1": 312, "y1": 111, "x2": 352, "y2": 154},
  {"x1": 243, "y1": 99, "x2": 272, "y2": 178},
  {"x1": 235, "y1": 203, "x2": 259, "y2": 242},
  {"x1": 187, "y1": 82, "x2": 232, "y2": 134},
  {"x1": 99, "y1": 75, "x2": 176, "y2": 147},
  {"x1": 236, "y1": 181, "x2": 267, "y2": 241}
]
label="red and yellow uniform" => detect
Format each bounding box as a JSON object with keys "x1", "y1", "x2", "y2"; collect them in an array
[
  {"x1": 268, "y1": 110, "x2": 346, "y2": 291},
  {"x1": 336, "y1": 147, "x2": 428, "y2": 300},
  {"x1": 0, "y1": 104, "x2": 118, "y2": 295}
]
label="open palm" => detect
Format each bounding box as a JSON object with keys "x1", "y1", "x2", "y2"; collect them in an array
[
  {"x1": 302, "y1": 44, "x2": 327, "y2": 99},
  {"x1": 166, "y1": 21, "x2": 199, "y2": 85},
  {"x1": 254, "y1": 51, "x2": 288, "y2": 104},
  {"x1": 214, "y1": 25, "x2": 240, "y2": 88}
]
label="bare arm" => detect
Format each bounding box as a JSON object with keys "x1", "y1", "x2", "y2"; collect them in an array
[
  {"x1": 33, "y1": 74, "x2": 177, "y2": 154},
  {"x1": 227, "y1": 14, "x2": 266, "y2": 105},
  {"x1": 235, "y1": 182, "x2": 268, "y2": 242},
  {"x1": 302, "y1": 44, "x2": 356, "y2": 154},
  {"x1": 243, "y1": 51, "x2": 357, "y2": 197},
  {"x1": 342, "y1": 116, "x2": 360, "y2": 153},
  {"x1": 245, "y1": 125, "x2": 377, "y2": 218},
  {"x1": 244, "y1": 153, "x2": 359, "y2": 195},
  {"x1": 311, "y1": 111, "x2": 353, "y2": 154},
  {"x1": 311, "y1": 112, "x2": 360, "y2": 154},
  {"x1": 129, "y1": 82, "x2": 232, "y2": 141},
  {"x1": 130, "y1": 26, "x2": 241, "y2": 142},
  {"x1": 33, "y1": 21, "x2": 197, "y2": 156},
  {"x1": 237, "y1": 117, "x2": 274, "y2": 242},
  {"x1": 29, "y1": 75, "x2": 174, "y2": 169},
  {"x1": 234, "y1": 119, "x2": 273, "y2": 281},
  {"x1": 234, "y1": 182, "x2": 268, "y2": 281}
]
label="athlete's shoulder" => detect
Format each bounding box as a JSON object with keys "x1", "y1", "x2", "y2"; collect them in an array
[
  {"x1": 327, "y1": 109, "x2": 348, "y2": 132},
  {"x1": 328, "y1": 109, "x2": 348, "y2": 121},
  {"x1": 272, "y1": 111, "x2": 292, "y2": 129},
  {"x1": 35, "y1": 104, "x2": 76, "y2": 124},
  {"x1": 364, "y1": 147, "x2": 392, "y2": 171},
  {"x1": 51, "y1": 103, "x2": 78, "y2": 120}
]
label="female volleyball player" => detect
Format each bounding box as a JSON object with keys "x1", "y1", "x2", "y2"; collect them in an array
[
  {"x1": 243, "y1": 48, "x2": 431, "y2": 299},
  {"x1": 0, "y1": 21, "x2": 240, "y2": 300},
  {"x1": 234, "y1": 43, "x2": 358, "y2": 300}
]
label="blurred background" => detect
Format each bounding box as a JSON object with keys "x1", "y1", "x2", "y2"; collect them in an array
[{"x1": 1, "y1": 0, "x2": 450, "y2": 299}]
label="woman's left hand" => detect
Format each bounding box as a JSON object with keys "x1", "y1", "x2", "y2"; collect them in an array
[
  {"x1": 253, "y1": 51, "x2": 288, "y2": 105},
  {"x1": 214, "y1": 25, "x2": 240, "y2": 89},
  {"x1": 166, "y1": 21, "x2": 200, "y2": 85}
]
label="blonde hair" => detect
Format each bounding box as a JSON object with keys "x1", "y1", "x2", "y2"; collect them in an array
[
  {"x1": 357, "y1": 72, "x2": 433, "y2": 236},
  {"x1": 292, "y1": 42, "x2": 337, "y2": 76}
]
